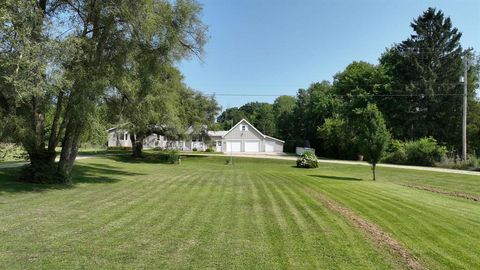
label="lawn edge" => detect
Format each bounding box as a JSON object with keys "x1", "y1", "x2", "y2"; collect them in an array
[
  {"x1": 399, "y1": 183, "x2": 480, "y2": 202},
  {"x1": 305, "y1": 188, "x2": 425, "y2": 270}
]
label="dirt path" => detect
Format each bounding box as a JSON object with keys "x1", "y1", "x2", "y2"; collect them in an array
[
  {"x1": 401, "y1": 183, "x2": 480, "y2": 202},
  {"x1": 306, "y1": 188, "x2": 425, "y2": 270}
]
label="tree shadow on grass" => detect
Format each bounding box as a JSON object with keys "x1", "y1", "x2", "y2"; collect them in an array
[
  {"x1": 105, "y1": 153, "x2": 210, "y2": 164},
  {"x1": 0, "y1": 163, "x2": 144, "y2": 194},
  {"x1": 71, "y1": 163, "x2": 144, "y2": 184},
  {"x1": 180, "y1": 154, "x2": 211, "y2": 159},
  {"x1": 0, "y1": 168, "x2": 64, "y2": 194},
  {"x1": 106, "y1": 154, "x2": 169, "y2": 164},
  {"x1": 308, "y1": 174, "x2": 363, "y2": 181}
]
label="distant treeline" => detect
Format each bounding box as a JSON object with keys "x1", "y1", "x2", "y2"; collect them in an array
[{"x1": 216, "y1": 8, "x2": 480, "y2": 159}]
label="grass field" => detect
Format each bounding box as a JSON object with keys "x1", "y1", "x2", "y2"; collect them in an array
[{"x1": 0, "y1": 154, "x2": 479, "y2": 269}]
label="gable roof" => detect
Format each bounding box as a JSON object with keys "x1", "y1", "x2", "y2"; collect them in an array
[
  {"x1": 265, "y1": 135, "x2": 285, "y2": 143},
  {"x1": 223, "y1": 119, "x2": 285, "y2": 143}
]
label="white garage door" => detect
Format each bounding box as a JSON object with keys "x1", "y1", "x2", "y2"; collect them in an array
[
  {"x1": 226, "y1": 141, "x2": 241, "y2": 152},
  {"x1": 265, "y1": 141, "x2": 275, "y2": 152},
  {"x1": 244, "y1": 141, "x2": 260, "y2": 152}
]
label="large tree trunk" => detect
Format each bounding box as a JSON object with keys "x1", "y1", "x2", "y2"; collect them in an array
[
  {"x1": 47, "y1": 92, "x2": 64, "y2": 161},
  {"x1": 23, "y1": 147, "x2": 57, "y2": 184},
  {"x1": 131, "y1": 133, "x2": 144, "y2": 158},
  {"x1": 57, "y1": 115, "x2": 83, "y2": 182},
  {"x1": 21, "y1": 97, "x2": 57, "y2": 183},
  {"x1": 19, "y1": 0, "x2": 57, "y2": 183}
]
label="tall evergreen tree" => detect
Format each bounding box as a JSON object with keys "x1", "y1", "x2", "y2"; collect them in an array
[{"x1": 380, "y1": 8, "x2": 468, "y2": 149}]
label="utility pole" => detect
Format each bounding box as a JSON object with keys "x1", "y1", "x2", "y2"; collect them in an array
[{"x1": 462, "y1": 52, "x2": 468, "y2": 160}]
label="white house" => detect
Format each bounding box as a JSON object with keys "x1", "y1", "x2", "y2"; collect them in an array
[
  {"x1": 107, "y1": 127, "x2": 207, "y2": 151},
  {"x1": 106, "y1": 119, "x2": 284, "y2": 153},
  {"x1": 208, "y1": 119, "x2": 284, "y2": 153}
]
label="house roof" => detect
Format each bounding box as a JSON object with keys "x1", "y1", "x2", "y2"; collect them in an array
[
  {"x1": 223, "y1": 119, "x2": 285, "y2": 143},
  {"x1": 265, "y1": 135, "x2": 285, "y2": 143},
  {"x1": 208, "y1": 131, "x2": 228, "y2": 137},
  {"x1": 107, "y1": 119, "x2": 285, "y2": 143}
]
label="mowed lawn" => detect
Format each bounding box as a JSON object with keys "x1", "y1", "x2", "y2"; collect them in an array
[{"x1": 0, "y1": 155, "x2": 479, "y2": 269}]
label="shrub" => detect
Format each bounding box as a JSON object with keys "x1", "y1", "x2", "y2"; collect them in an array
[
  {"x1": 383, "y1": 137, "x2": 446, "y2": 166},
  {"x1": 205, "y1": 147, "x2": 215, "y2": 152},
  {"x1": 404, "y1": 137, "x2": 446, "y2": 166},
  {"x1": 436, "y1": 153, "x2": 479, "y2": 170},
  {"x1": 318, "y1": 117, "x2": 357, "y2": 159},
  {"x1": 166, "y1": 150, "x2": 180, "y2": 164},
  {"x1": 296, "y1": 150, "x2": 319, "y2": 168},
  {"x1": 192, "y1": 148, "x2": 198, "y2": 152},
  {"x1": 0, "y1": 143, "x2": 28, "y2": 161},
  {"x1": 383, "y1": 140, "x2": 407, "y2": 164}
]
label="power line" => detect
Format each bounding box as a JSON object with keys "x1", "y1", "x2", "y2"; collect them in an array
[{"x1": 209, "y1": 93, "x2": 466, "y2": 98}]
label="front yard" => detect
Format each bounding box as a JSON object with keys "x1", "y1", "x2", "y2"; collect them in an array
[{"x1": 0, "y1": 155, "x2": 479, "y2": 269}]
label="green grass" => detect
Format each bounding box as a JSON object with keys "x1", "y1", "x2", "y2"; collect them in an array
[
  {"x1": 0, "y1": 155, "x2": 479, "y2": 269},
  {"x1": 0, "y1": 160, "x2": 27, "y2": 165}
]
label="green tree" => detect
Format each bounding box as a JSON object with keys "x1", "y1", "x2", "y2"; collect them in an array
[
  {"x1": 217, "y1": 102, "x2": 275, "y2": 135},
  {"x1": 216, "y1": 107, "x2": 246, "y2": 130},
  {"x1": 466, "y1": 53, "x2": 480, "y2": 155},
  {"x1": 176, "y1": 87, "x2": 220, "y2": 150},
  {"x1": 352, "y1": 104, "x2": 391, "y2": 181},
  {"x1": 333, "y1": 61, "x2": 387, "y2": 97},
  {"x1": 0, "y1": 0, "x2": 209, "y2": 182},
  {"x1": 379, "y1": 8, "x2": 469, "y2": 150},
  {"x1": 318, "y1": 116, "x2": 353, "y2": 159},
  {"x1": 0, "y1": 0, "x2": 57, "y2": 181},
  {"x1": 252, "y1": 103, "x2": 275, "y2": 135},
  {"x1": 293, "y1": 81, "x2": 340, "y2": 153},
  {"x1": 238, "y1": 102, "x2": 275, "y2": 135},
  {"x1": 109, "y1": 64, "x2": 185, "y2": 157},
  {"x1": 273, "y1": 96, "x2": 297, "y2": 141}
]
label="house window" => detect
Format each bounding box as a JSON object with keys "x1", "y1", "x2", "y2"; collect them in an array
[
  {"x1": 157, "y1": 134, "x2": 162, "y2": 141},
  {"x1": 119, "y1": 132, "x2": 129, "y2": 141},
  {"x1": 241, "y1": 125, "x2": 248, "y2": 131}
]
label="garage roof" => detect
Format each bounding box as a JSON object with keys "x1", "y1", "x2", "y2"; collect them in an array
[{"x1": 222, "y1": 119, "x2": 285, "y2": 143}]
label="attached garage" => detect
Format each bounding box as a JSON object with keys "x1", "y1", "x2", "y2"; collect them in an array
[
  {"x1": 244, "y1": 140, "x2": 260, "y2": 152},
  {"x1": 226, "y1": 141, "x2": 241, "y2": 152},
  {"x1": 265, "y1": 141, "x2": 275, "y2": 152}
]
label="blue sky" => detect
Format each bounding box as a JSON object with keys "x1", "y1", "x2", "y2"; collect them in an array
[{"x1": 178, "y1": 0, "x2": 480, "y2": 109}]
